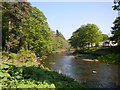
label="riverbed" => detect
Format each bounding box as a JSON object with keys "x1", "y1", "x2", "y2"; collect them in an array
[{"x1": 42, "y1": 52, "x2": 120, "y2": 88}]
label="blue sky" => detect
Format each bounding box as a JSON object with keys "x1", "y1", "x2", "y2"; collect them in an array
[{"x1": 30, "y1": 2, "x2": 118, "y2": 39}]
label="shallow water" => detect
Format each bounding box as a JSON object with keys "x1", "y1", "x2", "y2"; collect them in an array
[{"x1": 43, "y1": 52, "x2": 120, "y2": 88}]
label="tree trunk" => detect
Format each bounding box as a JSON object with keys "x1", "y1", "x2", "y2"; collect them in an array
[{"x1": 6, "y1": 46, "x2": 10, "y2": 53}]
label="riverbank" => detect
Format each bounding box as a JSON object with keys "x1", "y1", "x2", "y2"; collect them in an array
[
  {"x1": 1, "y1": 51, "x2": 89, "y2": 88},
  {"x1": 52, "y1": 49, "x2": 68, "y2": 53},
  {"x1": 73, "y1": 46, "x2": 120, "y2": 64}
]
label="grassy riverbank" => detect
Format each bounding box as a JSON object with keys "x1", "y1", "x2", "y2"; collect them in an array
[
  {"x1": 73, "y1": 46, "x2": 120, "y2": 64},
  {"x1": 1, "y1": 51, "x2": 89, "y2": 88},
  {"x1": 52, "y1": 49, "x2": 69, "y2": 53}
]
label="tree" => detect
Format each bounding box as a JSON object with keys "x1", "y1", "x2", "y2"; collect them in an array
[
  {"x1": 2, "y1": 2, "x2": 52, "y2": 57},
  {"x1": 2, "y1": 2, "x2": 31, "y2": 52},
  {"x1": 56, "y1": 30, "x2": 65, "y2": 40},
  {"x1": 69, "y1": 31, "x2": 81, "y2": 49},
  {"x1": 111, "y1": 0, "x2": 120, "y2": 45},
  {"x1": 69, "y1": 24, "x2": 102, "y2": 49},
  {"x1": 50, "y1": 30, "x2": 70, "y2": 51},
  {"x1": 111, "y1": 16, "x2": 120, "y2": 45},
  {"x1": 102, "y1": 34, "x2": 109, "y2": 41},
  {"x1": 2, "y1": 1, "x2": 70, "y2": 57},
  {"x1": 112, "y1": 0, "x2": 120, "y2": 11},
  {"x1": 21, "y1": 7, "x2": 52, "y2": 56}
]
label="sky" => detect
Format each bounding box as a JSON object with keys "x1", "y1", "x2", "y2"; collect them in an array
[
  {"x1": 30, "y1": 2, "x2": 118, "y2": 40},
  {"x1": 28, "y1": 0, "x2": 114, "y2": 2}
]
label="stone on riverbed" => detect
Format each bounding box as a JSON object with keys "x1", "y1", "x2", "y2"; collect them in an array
[{"x1": 92, "y1": 70, "x2": 97, "y2": 74}]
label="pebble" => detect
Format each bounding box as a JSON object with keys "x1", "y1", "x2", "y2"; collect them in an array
[{"x1": 92, "y1": 70, "x2": 97, "y2": 74}]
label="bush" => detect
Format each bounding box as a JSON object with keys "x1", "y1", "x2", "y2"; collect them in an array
[
  {"x1": 16, "y1": 49, "x2": 36, "y2": 63},
  {"x1": 0, "y1": 63, "x2": 55, "y2": 88},
  {"x1": 0, "y1": 63, "x2": 89, "y2": 88},
  {"x1": 2, "y1": 50, "x2": 37, "y2": 63}
]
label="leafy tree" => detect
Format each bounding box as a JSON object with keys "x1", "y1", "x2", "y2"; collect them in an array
[
  {"x1": 50, "y1": 30, "x2": 70, "y2": 51},
  {"x1": 2, "y1": 1, "x2": 69, "y2": 57},
  {"x1": 111, "y1": 0, "x2": 120, "y2": 45},
  {"x1": 2, "y1": 2, "x2": 31, "y2": 52},
  {"x1": 112, "y1": 0, "x2": 120, "y2": 11},
  {"x1": 21, "y1": 7, "x2": 52, "y2": 56},
  {"x1": 69, "y1": 24, "x2": 102, "y2": 49},
  {"x1": 2, "y1": 2, "x2": 52, "y2": 57},
  {"x1": 50, "y1": 31, "x2": 57, "y2": 51},
  {"x1": 69, "y1": 31, "x2": 81, "y2": 49},
  {"x1": 102, "y1": 34, "x2": 109, "y2": 41},
  {"x1": 111, "y1": 17, "x2": 120, "y2": 45}
]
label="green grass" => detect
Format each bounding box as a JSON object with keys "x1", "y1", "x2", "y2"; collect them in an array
[
  {"x1": 73, "y1": 46, "x2": 120, "y2": 64},
  {"x1": 75, "y1": 54, "x2": 97, "y2": 60},
  {"x1": 98, "y1": 53, "x2": 120, "y2": 64}
]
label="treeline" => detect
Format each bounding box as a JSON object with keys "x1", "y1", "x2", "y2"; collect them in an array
[
  {"x1": 2, "y1": 2, "x2": 69, "y2": 57},
  {"x1": 69, "y1": 1, "x2": 120, "y2": 49},
  {"x1": 111, "y1": 1, "x2": 120, "y2": 45}
]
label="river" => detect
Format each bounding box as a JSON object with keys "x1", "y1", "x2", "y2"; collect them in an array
[{"x1": 42, "y1": 52, "x2": 120, "y2": 88}]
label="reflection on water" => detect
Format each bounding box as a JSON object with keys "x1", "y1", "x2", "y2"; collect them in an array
[{"x1": 43, "y1": 52, "x2": 120, "y2": 88}]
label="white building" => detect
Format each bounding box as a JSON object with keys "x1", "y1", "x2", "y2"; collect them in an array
[{"x1": 86, "y1": 40, "x2": 118, "y2": 47}]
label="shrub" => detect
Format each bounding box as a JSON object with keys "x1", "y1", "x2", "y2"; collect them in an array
[{"x1": 0, "y1": 63, "x2": 89, "y2": 88}]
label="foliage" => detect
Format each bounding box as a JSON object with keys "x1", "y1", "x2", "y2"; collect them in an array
[
  {"x1": 102, "y1": 34, "x2": 109, "y2": 41},
  {"x1": 1, "y1": 51, "x2": 89, "y2": 88},
  {"x1": 2, "y1": 50, "x2": 37, "y2": 64},
  {"x1": 111, "y1": 1, "x2": 120, "y2": 45},
  {"x1": 1, "y1": 63, "x2": 55, "y2": 88},
  {"x1": 2, "y1": 2, "x2": 70, "y2": 58},
  {"x1": 2, "y1": 2, "x2": 52, "y2": 57},
  {"x1": 112, "y1": 0, "x2": 120, "y2": 11},
  {"x1": 111, "y1": 16, "x2": 120, "y2": 45},
  {"x1": 50, "y1": 30, "x2": 70, "y2": 51},
  {"x1": 0, "y1": 62, "x2": 89, "y2": 88},
  {"x1": 2, "y1": 2, "x2": 31, "y2": 53},
  {"x1": 23, "y1": 7, "x2": 52, "y2": 56},
  {"x1": 69, "y1": 24, "x2": 102, "y2": 49}
]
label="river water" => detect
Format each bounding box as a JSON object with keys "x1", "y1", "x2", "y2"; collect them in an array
[{"x1": 42, "y1": 52, "x2": 120, "y2": 88}]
